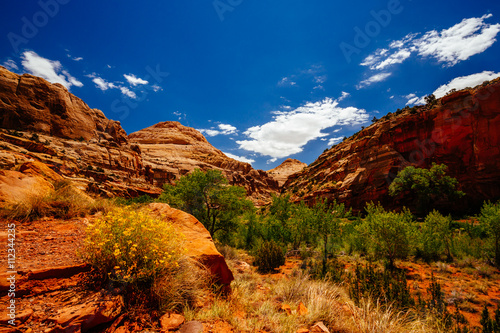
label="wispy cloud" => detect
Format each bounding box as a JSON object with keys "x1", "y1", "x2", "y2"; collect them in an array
[
  {"x1": 87, "y1": 73, "x2": 117, "y2": 91},
  {"x1": 338, "y1": 91, "x2": 350, "y2": 101},
  {"x1": 2, "y1": 59, "x2": 18, "y2": 71},
  {"x1": 279, "y1": 65, "x2": 328, "y2": 90},
  {"x1": 199, "y1": 123, "x2": 238, "y2": 137},
  {"x1": 88, "y1": 71, "x2": 160, "y2": 99},
  {"x1": 223, "y1": 152, "x2": 255, "y2": 164},
  {"x1": 328, "y1": 137, "x2": 344, "y2": 146},
  {"x1": 237, "y1": 98, "x2": 368, "y2": 159},
  {"x1": 362, "y1": 14, "x2": 500, "y2": 70},
  {"x1": 119, "y1": 86, "x2": 137, "y2": 99},
  {"x1": 21, "y1": 51, "x2": 83, "y2": 90},
  {"x1": 124, "y1": 74, "x2": 149, "y2": 86},
  {"x1": 278, "y1": 77, "x2": 297, "y2": 87},
  {"x1": 357, "y1": 72, "x2": 392, "y2": 89},
  {"x1": 406, "y1": 70, "x2": 500, "y2": 105}
]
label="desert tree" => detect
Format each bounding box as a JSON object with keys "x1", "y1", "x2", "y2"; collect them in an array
[
  {"x1": 159, "y1": 169, "x2": 253, "y2": 239},
  {"x1": 389, "y1": 163, "x2": 465, "y2": 215}
]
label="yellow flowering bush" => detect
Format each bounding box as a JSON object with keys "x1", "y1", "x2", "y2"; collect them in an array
[{"x1": 82, "y1": 207, "x2": 186, "y2": 285}]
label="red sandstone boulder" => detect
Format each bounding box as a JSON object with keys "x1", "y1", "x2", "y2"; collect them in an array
[{"x1": 147, "y1": 203, "x2": 234, "y2": 288}]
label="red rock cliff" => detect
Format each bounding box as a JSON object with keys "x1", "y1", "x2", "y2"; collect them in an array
[
  {"x1": 284, "y1": 80, "x2": 500, "y2": 213},
  {"x1": 0, "y1": 66, "x2": 127, "y2": 145}
]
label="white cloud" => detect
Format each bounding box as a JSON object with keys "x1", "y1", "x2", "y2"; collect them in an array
[
  {"x1": 278, "y1": 77, "x2": 297, "y2": 87},
  {"x1": 314, "y1": 75, "x2": 327, "y2": 84},
  {"x1": 406, "y1": 96, "x2": 421, "y2": 105},
  {"x1": 406, "y1": 70, "x2": 500, "y2": 105},
  {"x1": 87, "y1": 72, "x2": 158, "y2": 99},
  {"x1": 338, "y1": 91, "x2": 350, "y2": 101},
  {"x1": 2, "y1": 59, "x2": 18, "y2": 71},
  {"x1": 362, "y1": 14, "x2": 500, "y2": 70},
  {"x1": 433, "y1": 70, "x2": 500, "y2": 97},
  {"x1": 119, "y1": 86, "x2": 137, "y2": 99},
  {"x1": 124, "y1": 73, "x2": 149, "y2": 86},
  {"x1": 86, "y1": 73, "x2": 117, "y2": 91},
  {"x1": 237, "y1": 98, "x2": 369, "y2": 159},
  {"x1": 21, "y1": 51, "x2": 83, "y2": 89},
  {"x1": 328, "y1": 137, "x2": 344, "y2": 146},
  {"x1": 223, "y1": 152, "x2": 255, "y2": 165},
  {"x1": 199, "y1": 123, "x2": 238, "y2": 137},
  {"x1": 357, "y1": 72, "x2": 392, "y2": 89}
]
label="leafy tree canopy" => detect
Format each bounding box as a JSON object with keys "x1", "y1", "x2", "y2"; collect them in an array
[
  {"x1": 159, "y1": 169, "x2": 253, "y2": 238},
  {"x1": 389, "y1": 163, "x2": 465, "y2": 215}
]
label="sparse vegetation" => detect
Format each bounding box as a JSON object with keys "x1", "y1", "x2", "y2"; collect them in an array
[
  {"x1": 4, "y1": 155, "x2": 499, "y2": 332},
  {"x1": 0, "y1": 179, "x2": 104, "y2": 221},
  {"x1": 425, "y1": 94, "x2": 437, "y2": 106}
]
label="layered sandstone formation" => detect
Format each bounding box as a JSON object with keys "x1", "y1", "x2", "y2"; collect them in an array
[
  {"x1": 285, "y1": 80, "x2": 500, "y2": 212},
  {"x1": 0, "y1": 66, "x2": 127, "y2": 145},
  {"x1": 0, "y1": 66, "x2": 278, "y2": 203},
  {"x1": 129, "y1": 121, "x2": 279, "y2": 204},
  {"x1": 267, "y1": 158, "x2": 307, "y2": 187}
]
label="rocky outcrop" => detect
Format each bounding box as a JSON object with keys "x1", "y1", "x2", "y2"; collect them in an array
[
  {"x1": 147, "y1": 203, "x2": 234, "y2": 289},
  {"x1": 267, "y1": 158, "x2": 307, "y2": 187},
  {"x1": 0, "y1": 66, "x2": 127, "y2": 145},
  {"x1": 285, "y1": 80, "x2": 500, "y2": 213},
  {"x1": 129, "y1": 121, "x2": 279, "y2": 204},
  {"x1": 0, "y1": 66, "x2": 279, "y2": 203}
]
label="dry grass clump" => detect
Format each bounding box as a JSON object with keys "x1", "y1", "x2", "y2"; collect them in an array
[
  {"x1": 1, "y1": 179, "x2": 109, "y2": 221},
  {"x1": 153, "y1": 257, "x2": 211, "y2": 312},
  {"x1": 189, "y1": 261, "x2": 440, "y2": 333}
]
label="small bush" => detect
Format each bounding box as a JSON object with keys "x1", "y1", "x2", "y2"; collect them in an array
[
  {"x1": 419, "y1": 211, "x2": 453, "y2": 261},
  {"x1": 82, "y1": 207, "x2": 186, "y2": 285},
  {"x1": 30, "y1": 133, "x2": 40, "y2": 142},
  {"x1": 254, "y1": 240, "x2": 285, "y2": 273}
]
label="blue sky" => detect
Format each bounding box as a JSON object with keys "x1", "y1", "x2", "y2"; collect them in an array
[{"x1": 2, "y1": 0, "x2": 500, "y2": 170}]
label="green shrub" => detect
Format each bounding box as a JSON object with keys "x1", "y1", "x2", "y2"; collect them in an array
[
  {"x1": 419, "y1": 210, "x2": 453, "y2": 261},
  {"x1": 254, "y1": 240, "x2": 285, "y2": 273},
  {"x1": 480, "y1": 201, "x2": 500, "y2": 267},
  {"x1": 362, "y1": 203, "x2": 415, "y2": 267}
]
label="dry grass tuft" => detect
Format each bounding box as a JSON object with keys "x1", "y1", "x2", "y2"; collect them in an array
[
  {"x1": 189, "y1": 260, "x2": 441, "y2": 333},
  {"x1": 153, "y1": 257, "x2": 212, "y2": 313},
  {"x1": 0, "y1": 179, "x2": 109, "y2": 221}
]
